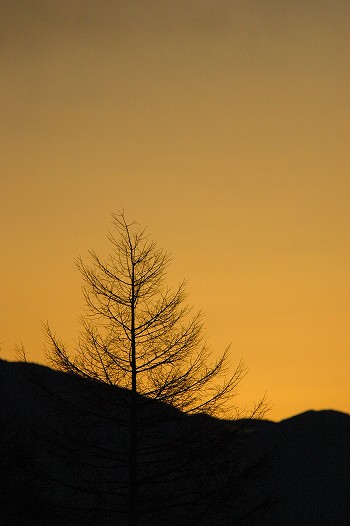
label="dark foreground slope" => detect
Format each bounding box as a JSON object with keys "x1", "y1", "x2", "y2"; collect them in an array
[
  {"x1": 0, "y1": 359, "x2": 268, "y2": 525},
  {"x1": 0, "y1": 359, "x2": 350, "y2": 525}
]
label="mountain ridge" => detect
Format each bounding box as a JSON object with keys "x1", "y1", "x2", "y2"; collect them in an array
[
  {"x1": 2, "y1": 357, "x2": 346, "y2": 423},
  {"x1": 0, "y1": 359, "x2": 349, "y2": 524}
]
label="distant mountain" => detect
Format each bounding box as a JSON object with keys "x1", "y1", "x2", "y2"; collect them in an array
[
  {"x1": 251, "y1": 409, "x2": 350, "y2": 525},
  {"x1": 0, "y1": 359, "x2": 349, "y2": 525}
]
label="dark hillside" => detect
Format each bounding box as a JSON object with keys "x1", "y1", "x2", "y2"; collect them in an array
[
  {"x1": 1, "y1": 360, "x2": 350, "y2": 524},
  {"x1": 236, "y1": 409, "x2": 350, "y2": 525},
  {"x1": 261, "y1": 409, "x2": 350, "y2": 525},
  {"x1": 0, "y1": 360, "x2": 267, "y2": 525}
]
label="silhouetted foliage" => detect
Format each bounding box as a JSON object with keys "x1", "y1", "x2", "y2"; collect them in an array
[{"x1": 39, "y1": 213, "x2": 266, "y2": 525}]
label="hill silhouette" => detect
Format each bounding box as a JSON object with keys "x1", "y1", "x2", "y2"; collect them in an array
[
  {"x1": 253, "y1": 409, "x2": 350, "y2": 525},
  {"x1": 0, "y1": 359, "x2": 349, "y2": 524}
]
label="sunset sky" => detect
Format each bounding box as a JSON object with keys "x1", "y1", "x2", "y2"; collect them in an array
[{"x1": 1, "y1": 1, "x2": 349, "y2": 421}]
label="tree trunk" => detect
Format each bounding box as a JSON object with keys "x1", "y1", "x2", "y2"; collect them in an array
[{"x1": 129, "y1": 263, "x2": 137, "y2": 526}]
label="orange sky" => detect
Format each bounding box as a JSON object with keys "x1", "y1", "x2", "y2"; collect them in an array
[{"x1": 1, "y1": 1, "x2": 349, "y2": 421}]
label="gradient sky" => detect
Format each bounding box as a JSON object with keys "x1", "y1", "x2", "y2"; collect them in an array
[{"x1": 1, "y1": 1, "x2": 349, "y2": 421}]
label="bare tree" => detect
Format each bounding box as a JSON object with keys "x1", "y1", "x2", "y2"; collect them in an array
[{"x1": 44, "y1": 213, "x2": 262, "y2": 526}]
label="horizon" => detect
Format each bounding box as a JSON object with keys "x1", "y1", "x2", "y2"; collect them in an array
[{"x1": 1, "y1": 357, "x2": 349, "y2": 424}]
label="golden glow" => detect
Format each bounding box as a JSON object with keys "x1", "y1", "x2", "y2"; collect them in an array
[{"x1": 1, "y1": 2, "x2": 349, "y2": 420}]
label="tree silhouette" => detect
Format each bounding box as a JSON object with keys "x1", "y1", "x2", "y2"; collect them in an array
[{"x1": 44, "y1": 213, "x2": 263, "y2": 525}]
